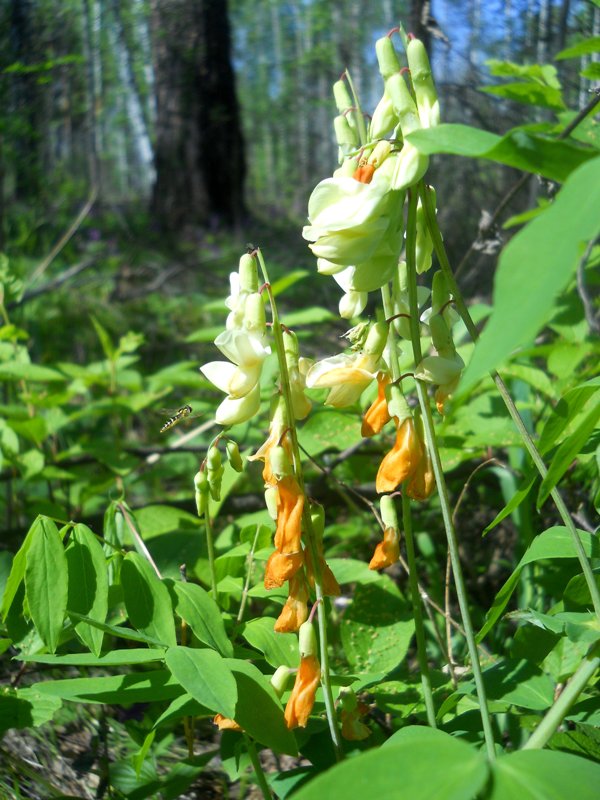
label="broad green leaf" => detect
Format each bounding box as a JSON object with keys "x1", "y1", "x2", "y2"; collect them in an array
[
  {"x1": 165, "y1": 646, "x2": 237, "y2": 718},
  {"x1": 537, "y1": 398, "x2": 600, "y2": 507},
  {"x1": 0, "y1": 688, "x2": 62, "y2": 733},
  {"x1": 241, "y1": 617, "x2": 298, "y2": 668},
  {"x1": 556, "y1": 36, "x2": 600, "y2": 60},
  {"x1": 1, "y1": 517, "x2": 42, "y2": 618},
  {"x1": 341, "y1": 580, "x2": 414, "y2": 673},
  {"x1": 407, "y1": 124, "x2": 595, "y2": 182},
  {"x1": 298, "y1": 410, "x2": 362, "y2": 456},
  {"x1": 293, "y1": 726, "x2": 488, "y2": 800},
  {"x1": 35, "y1": 670, "x2": 182, "y2": 704},
  {"x1": 170, "y1": 580, "x2": 233, "y2": 657},
  {"x1": 90, "y1": 315, "x2": 116, "y2": 360},
  {"x1": 489, "y1": 749, "x2": 600, "y2": 800},
  {"x1": 538, "y1": 378, "x2": 600, "y2": 455},
  {"x1": 159, "y1": 754, "x2": 214, "y2": 800},
  {"x1": 0, "y1": 362, "x2": 66, "y2": 382},
  {"x1": 66, "y1": 524, "x2": 108, "y2": 656},
  {"x1": 460, "y1": 157, "x2": 600, "y2": 394},
  {"x1": 471, "y1": 659, "x2": 554, "y2": 711},
  {"x1": 121, "y1": 553, "x2": 177, "y2": 647},
  {"x1": 24, "y1": 518, "x2": 68, "y2": 652},
  {"x1": 16, "y1": 648, "x2": 166, "y2": 666},
  {"x1": 110, "y1": 759, "x2": 161, "y2": 799},
  {"x1": 225, "y1": 659, "x2": 298, "y2": 756},
  {"x1": 154, "y1": 693, "x2": 209, "y2": 728},
  {"x1": 270, "y1": 269, "x2": 309, "y2": 296},
  {"x1": 481, "y1": 82, "x2": 564, "y2": 111},
  {"x1": 478, "y1": 526, "x2": 600, "y2": 641}
]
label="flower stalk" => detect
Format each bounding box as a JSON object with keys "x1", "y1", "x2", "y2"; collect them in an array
[
  {"x1": 255, "y1": 248, "x2": 344, "y2": 761},
  {"x1": 406, "y1": 187, "x2": 497, "y2": 760}
]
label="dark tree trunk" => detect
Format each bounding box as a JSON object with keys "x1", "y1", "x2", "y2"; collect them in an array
[{"x1": 150, "y1": 0, "x2": 245, "y2": 231}]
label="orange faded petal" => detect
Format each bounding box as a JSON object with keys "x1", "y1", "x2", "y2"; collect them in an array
[
  {"x1": 369, "y1": 526, "x2": 400, "y2": 570},
  {"x1": 352, "y1": 163, "x2": 375, "y2": 184},
  {"x1": 341, "y1": 709, "x2": 371, "y2": 741},
  {"x1": 264, "y1": 550, "x2": 304, "y2": 589},
  {"x1": 375, "y1": 416, "x2": 422, "y2": 494},
  {"x1": 213, "y1": 713, "x2": 242, "y2": 732},
  {"x1": 274, "y1": 475, "x2": 304, "y2": 553},
  {"x1": 305, "y1": 549, "x2": 341, "y2": 597},
  {"x1": 405, "y1": 445, "x2": 435, "y2": 501},
  {"x1": 275, "y1": 575, "x2": 309, "y2": 633},
  {"x1": 361, "y1": 373, "x2": 391, "y2": 437},
  {"x1": 284, "y1": 655, "x2": 320, "y2": 729}
]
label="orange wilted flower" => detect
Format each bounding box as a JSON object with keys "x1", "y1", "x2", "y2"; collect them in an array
[
  {"x1": 369, "y1": 526, "x2": 400, "y2": 570},
  {"x1": 339, "y1": 689, "x2": 371, "y2": 741},
  {"x1": 361, "y1": 372, "x2": 391, "y2": 437},
  {"x1": 273, "y1": 476, "x2": 304, "y2": 553},
  {"x1": 284, "y1": 654, "x2": 320, "y2": 729},
  {"x1": 375, "y1": 415, "x2": 422, "y2": 493},
  {"x1": 275, "y1": 574, "x2": 309, "y2": 633},
  {"x1": 213, "y1": 713, "x2": 242, "y2": 732},
  {"x1": 406, "y1": 441, "x2": 435, "y2": 501},
  {"x1": 264, "y1": 550, "x2": 304, "y2": 589},
  {"x1": 305, "y1": 547, "x2": 341, "y2": 597}
]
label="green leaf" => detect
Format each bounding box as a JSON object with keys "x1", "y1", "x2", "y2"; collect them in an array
[
  {"x1": 460, "y1": 157, "x2": 600, "y2": 394},
  {"x1": 90, "y1": 315, "x2": 116, "y2": 360},
  {"x1": 340, "y1": 580, "x2": 414, "y2": 673},
  {"x1": 281, "y1": 307, "x2": 336, "y2": 327},
  {"x1": 489, "y1": 749, "x2": 600, "y2": 800},
  {"x1": 164, "y1": 646, "x2": 237, "y2": 718},
  {"x1": 24, "y1": 518, "x2": 68, "y2": 652},
  {"x1": 478, "y1": 526, "x2": 600, "y2": 641},
  {"x1": 0, "y1": 362, "x2": 66, "y2": 382},
  {"x1": 292, "y1": 726, "x2": 488, "y2": 800},
  {"x1": 298, "y1": 410, "x2": 362, "y2": 456},
  {"x1": 0, "y1": 687, "x2": 62, "y2": 733},
  {"x1": 406, "y1": 124, "x2": 595, "y2": 182},
  {"x1": 35, "y1": 670, "x2": 182, "y2": 704},
  {"x1": 481, "y1": 82, "x2": 564, "y2": 111},
  {"x1": 170, "y1": 580, "x2": 233, "y2": 657},
  {"x1": 538, "y1": 378, "x2": 600, "y2": 455},
  {"x1": 556, "y1": 36, "x2": 600, "y2": 60},
  {"x1": 479, "y1": 659, "x2": 555, "y2": 710},
  {"x1": 537, "y1": 397, "x2": 600, "y2": 507},
  {"x1": 270, "y1": 269, "x2": 309, "y2": 296},
  {"x1": 121, "y1": 553, "x2": 177, "y2": 647},
  {"x1": 241, "y1": 617, "x2": 299, "y2": 668},
  {"x1": 66, "y1": 524, "x2": 108, "y2": 656},
  {"x1": 483, "y1": 472, "x2": 536, "y2": 535},
  {"x1": 68, "y1": 611, "x2": 167, "y2": 647},
  {"x1": 225, "y1": 659, "x2": 298, "y2": 756},
  {"x1": 16, "y1": 648, "x2": 166, "y2": 666},
  {"x1": 1, "y1": 517, "x2": 42, "y2": 619}
]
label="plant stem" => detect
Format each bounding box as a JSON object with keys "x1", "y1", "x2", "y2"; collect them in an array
[
  {"x1": 419, "y1": 183, "x2": 600, "y2": 621},
  {"x1": 237, "y1": 524, "x2": 260, "y2": 623},
  {"x1": 244, "y1": 735, "x2": 273, "y2": 799},
  {"x1": 204, "y1": 506, "x2": 219, "y2": 599},
  {"x1": 381, "y1": 282, "x2": 437, "y2": 726},
  {"x1": 406, "y1": 187, "x2": 497, "y2": 760},
  {"x1": 401, "y1": 490, "x2": 437, "y2": 727},
  {"x1": 523, "y1": 650, "x2": 600, "y2": 750},
  {"x1": 256, "y1": 249, "x2": 344, "y2": 761}
]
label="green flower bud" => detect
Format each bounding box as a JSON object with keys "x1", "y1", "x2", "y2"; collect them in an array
[
  {"x1": 284, "y1": 330, "x2": 300, "y2": 363},
  {"x1": 238, "y1": 253, "x2": 258, "y2": 293},
  {"x1": 298, "y1": 620, "x2": 318, "y2": 658},
  {"x1": 375, "y1": 36, "x2": 402, "y2": 80},
  {"x1": 431, "y1": 269, "x2": 450, "y2": 314},
  {"x1": 269, "y1": 445, "x2": 292, "y2": 480},
  {"x1": 194, "y1": 469, "x2": 209, "y2": 515},
  {"x1": 339, "y1": 686, "x2": 359, "y2": 711},
  {"x1": 415, "y1": 196, "x2": 434, "y2": 274},
  {"x1": 380, "y1": 494, "x2": 399, "y2": 531},
  {"x1": 363, "y1": 321, "x2": 389, "y2": 357},
  {"x1": 226, "y1": 440, "x2": 243, "y2": 472},
  {"x1": 264, "y1": 486, "x2": 279, "y2": 520},
  {"x1": 207, "y1": 444, "x2": 222, "y2": 472},
  {"x1": 367, "y1": 139, "x2": 392, "y2": 169},
  {"x1": 386, "y1": 72, "x2": 421, "y2": 136},
  {"x1": 429, "y1": 315, "x2": 455, "y2": 359},
  {"x1": 209, "y1": 465, "x2": 224, "y2": 502},
  {"x1": 333, "y1": 79, "x2": 353, "y2": 113},
  {"x1": 370, "y1": 91, "x2": 399, "y2": 139},
  {"x1": 334, "y1": 114, "x2": 358, "y2": 153},
  {"x1": 407, "y1": 38, "x2": 440, "y2": 128},
  {"x1": 270, "y1": 665, "x2": 293, "y2": 698},
  {"x1": 243, "y1": 292, "x2": 266, "y2": 335}
]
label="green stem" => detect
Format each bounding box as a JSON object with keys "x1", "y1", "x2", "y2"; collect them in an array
[
  {"x1": 523, "y1": 650, "x2": 600, "y2": 750},
  {"x1": 244, "y1": 735, "x2": 273, "y2": 799},
  {"x1": 406, "y1": 187, "x2": 496, "y2": 760},
  {"x1": 237, "y1": 524, "x2": 260, "y2": 623},
  {"x1": 419, "y1": 183, "x2": 600, "y2": 622},
  {"x1": 401, "y1": 490, "x2": 437, "y2": 727},
  {"x1": 381, "y1": 282, "x2": 437, "y2": 726},
  {"x1": 204, "y1": 506, "x2": 218, "y2": 599},
  {"x1": 256, "y1": 249, "x2": 344, "y2": 761}
]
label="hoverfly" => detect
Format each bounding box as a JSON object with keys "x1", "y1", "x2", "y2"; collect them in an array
[{"x1": 159, "y1": 405, "x2": 204, "y2": 433}]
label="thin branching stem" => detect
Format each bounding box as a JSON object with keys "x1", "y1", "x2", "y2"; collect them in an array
[{"x1": 406, "y1": 186, "x2": 496, "y2": 760}]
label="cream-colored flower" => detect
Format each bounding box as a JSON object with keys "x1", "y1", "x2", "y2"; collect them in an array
[
  {"x1": 305, "y1": 352, "x2": 380, "y2": 408},
  {"x1": 215, "y1": 382, "x2": 261, "y2": 426}
]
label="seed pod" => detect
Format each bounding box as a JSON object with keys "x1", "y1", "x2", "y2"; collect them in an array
[
  {"x1": 406, "y1": 38, "x2": 440, "y2": 128},
  {"x1": 207, "y1": 444, "x2": 222, "y2": 472},
  {"x1": 264, "y1": 486, "x2": 279, "y2": 520},
  {"x1": 370, "y1": 91, "x2": 399, "y2": 139},
  {"x1": 363, "y1": 321, "x2": 389, "y2": 357},
  {"x1": 269, "y1": 445, "x2": 293, "y2": 481},
  {"x1": 194, "y1": 469, "x2": 209, "y2": 515},
  {"x1": 415, "y1": 196, "x2": 434, "y2": 274},
  {"x1": 334, "y1": 114, "x2": 358, "y2": 154},
  {"x1": 271, "y1": 665, "x2": 293, "y2": 698},
  {"x1": 226, "y1": 440, "x2": 243, "y2": 472}
]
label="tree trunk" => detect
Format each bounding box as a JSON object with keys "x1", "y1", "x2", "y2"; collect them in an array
[{"x1": 150, "y1": 0, "x2": 245, "y2": 230}]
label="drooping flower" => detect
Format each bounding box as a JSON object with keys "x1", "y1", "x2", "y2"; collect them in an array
[
  {"x1": 304, "y1": 502, "x2": 341, "y2": 597},
  {"x1": 213, "y1": 713, "x2": 242, "y2": 732},
  {"x1": 264, "y1": 473, "x2": 305, "y2": 589},
  {"x1": 362, "y1": 372, "x2": 391, "y2": 437},
  {"x1": 275, "y1": 574, "x2": 309, "y2": 633},
  {"x1": 284, "y1": 622, "x2": 321, "y2": 730},
  {"x1": 369, "y1": 526, "x2": 400, "y2": 570},
  {"x1": 376, "y1": 415, "x2": 423, "y2": 494},
  {"x1": 339, "y1": 688, "x2": 371, "y2": 741},
  {"x1": 406, "y1": 440, "x2": 435, "y2": 501}
]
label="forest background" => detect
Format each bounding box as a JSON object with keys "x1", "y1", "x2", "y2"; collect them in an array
[{"x1": 1, "y1": 0, "x2": 600, "y2": 798}]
